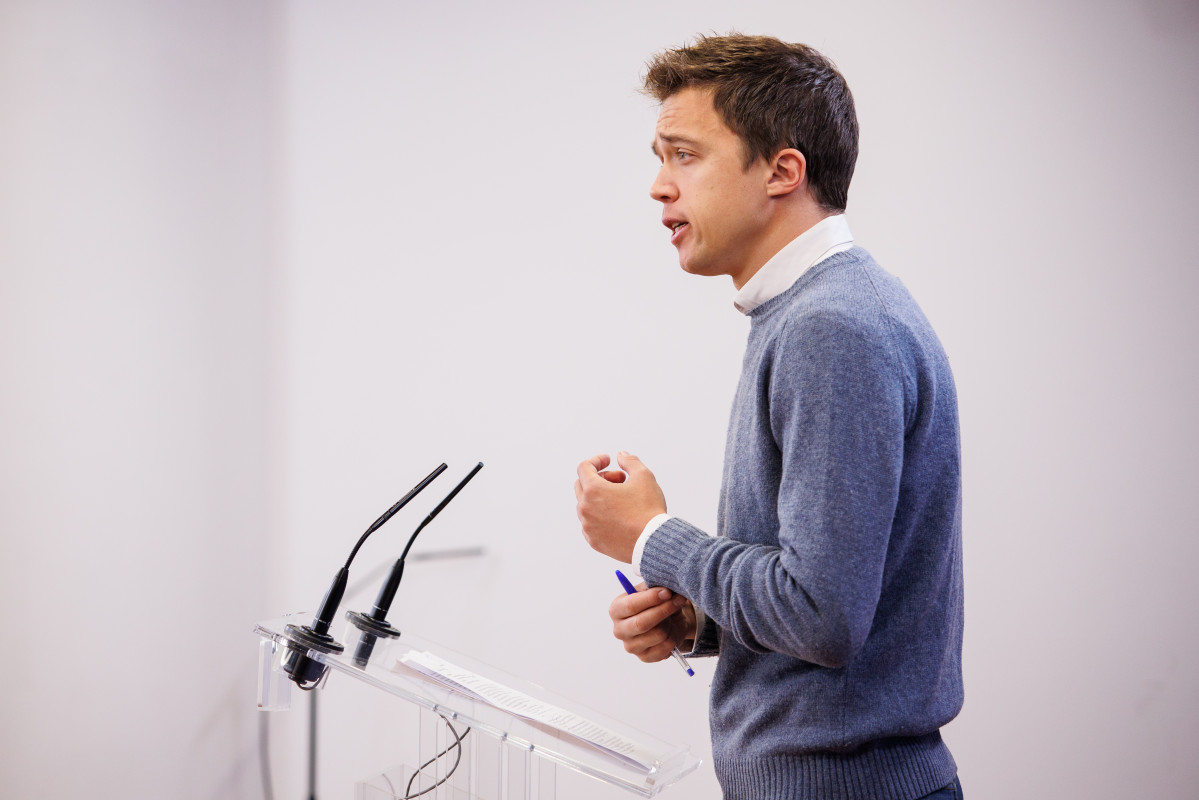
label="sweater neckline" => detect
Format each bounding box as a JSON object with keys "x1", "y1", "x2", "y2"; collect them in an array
[{"x1": 746, "y1": 246, "x2": 866, "y2": 321}]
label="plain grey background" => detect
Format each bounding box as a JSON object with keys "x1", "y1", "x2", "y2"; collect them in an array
[{"x1": 2, "y1": 1, "x2": 1197, "y2": 798}]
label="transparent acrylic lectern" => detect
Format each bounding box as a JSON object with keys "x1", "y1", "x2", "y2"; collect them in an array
[{"x1": 255, "y1": 612, "x2": 701, "y2": 799}]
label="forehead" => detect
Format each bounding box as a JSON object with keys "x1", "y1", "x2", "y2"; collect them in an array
[{"x1": 654, "y1": 86, "x2": 736, "y2": 145}]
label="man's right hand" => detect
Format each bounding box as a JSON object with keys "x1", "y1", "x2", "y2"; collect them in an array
[{"x1": 610, "y1": 584, "x2": 697, "y2": 662}]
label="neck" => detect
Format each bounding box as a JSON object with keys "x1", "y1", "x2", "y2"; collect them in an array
[{"x1": 731, "y1": 203, "x2": 839, "y2": 290}]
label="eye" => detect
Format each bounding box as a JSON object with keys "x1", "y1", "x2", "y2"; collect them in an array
[{"x1": 674, "y1": 149, "x2": 693, "y2": 162}]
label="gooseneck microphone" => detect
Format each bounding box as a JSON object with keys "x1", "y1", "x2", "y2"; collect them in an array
[
  {"x1": 281, "y1": 463, "x2": 448, "y2": 689},
  {"x1": 348, "y1": 461, "x2": 485, "y2": 667}
]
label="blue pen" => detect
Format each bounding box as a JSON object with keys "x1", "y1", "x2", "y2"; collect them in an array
[{"x1": 615, "y1": 569, "x2": 695, "y2": 677}]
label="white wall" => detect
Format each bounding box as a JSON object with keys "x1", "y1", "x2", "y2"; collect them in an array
[
  {"x1": 0, "y1": 2, "x2": 276, "y2": 798},
  {"x1": 2, "y1": 1, "x2": 1196, "y2": 798}
]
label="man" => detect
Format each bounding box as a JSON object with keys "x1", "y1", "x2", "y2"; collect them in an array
[{"x1": 574, "y1": 35, "x2": 964, "y2": 800}]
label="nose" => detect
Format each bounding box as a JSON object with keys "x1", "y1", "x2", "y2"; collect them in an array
[{"x1": 649, "y1": 165, "x2": 677, "y2": 203}]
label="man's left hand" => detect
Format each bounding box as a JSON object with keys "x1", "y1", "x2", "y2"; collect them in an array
[{"x1": 574, "y1": 451, "x2": 667, "y2": 563}]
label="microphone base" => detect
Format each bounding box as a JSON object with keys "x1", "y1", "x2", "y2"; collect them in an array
[
  {"x1": 346, "y1": 610, "x2": 402, "y2": 639},
  {"x1": 282, "y1": 623, "x2": 345, "y2": 689},
  {"x1": 346, "y1": 610, "x2": 401, "y2": 669}
]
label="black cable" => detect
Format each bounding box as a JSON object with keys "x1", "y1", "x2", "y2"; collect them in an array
[
  {"x1": 403, "y1": 715, "x2": 472, "y2": 799},
  {"x1": 257, "y1": 693, "x2": 469, "y2": 800}
]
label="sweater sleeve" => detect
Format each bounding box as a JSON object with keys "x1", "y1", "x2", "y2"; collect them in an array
[{"x1": 640, "y1": 308, "x2": 907, "y2": 668}]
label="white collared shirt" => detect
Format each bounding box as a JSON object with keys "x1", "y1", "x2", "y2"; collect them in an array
[
  {"x1": 733, "y1": 213, "x2": 854, "y2": 315},
  {"x1": 628, "y1": 216, "x2": 855, "y2": 643}
]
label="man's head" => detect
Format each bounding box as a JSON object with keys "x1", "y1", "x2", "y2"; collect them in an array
[{"x1": 644, "y1": 34, "x2": 858, "y2": 213}]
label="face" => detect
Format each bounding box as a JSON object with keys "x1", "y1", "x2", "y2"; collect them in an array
[{"x1": 650, "y1": 87, "x2": 775, "y2": 287}]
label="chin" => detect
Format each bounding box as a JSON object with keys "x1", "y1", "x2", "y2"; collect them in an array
[
  {"x1": 676, "y1": 252, "x2": 704, "y2": 275},
  {"x1": 678, "y1": 257, "x2": 722, "y2": 279}
]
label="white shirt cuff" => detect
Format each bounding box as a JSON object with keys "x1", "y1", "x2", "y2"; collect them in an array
[{"x1": 687, "y1": 605, "x2": 708, "y2": 654}]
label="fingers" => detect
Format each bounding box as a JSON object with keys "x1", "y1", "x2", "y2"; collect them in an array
[
  {"x1": 574, "y1": 462, "x2": 623, "y2": 504},
  {"x1": 615, "y1": 450, "x2": 648, "y2": 476},
  {"x1": 578, "y1": 452, "x2": 646, "y2": 483},
  {"x1": 609, "y1": 587, "x2": 687, "y2": 661},
  {"x1": 633, "y1": 635, "x2": 684, "y2": 663},
  {"x1": 574, "y1": 451, "x2": 664, "y2": 563},
  {"x1": 576, "y1": 453, "x2": 610, "y2": 482},
  {"x1": 577, "y1": 452, "x2": 645, "y2": 486},
  {"x1": 610, "y1": 586, "x2": 676, "y2": 620},
  {"x1": 617, "y1": 621, "x2": 675, "y2": 661}
]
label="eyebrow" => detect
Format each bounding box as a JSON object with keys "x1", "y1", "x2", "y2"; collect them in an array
[{"x1": 650, "y1": 134, "x2": 700, "y2": 157}]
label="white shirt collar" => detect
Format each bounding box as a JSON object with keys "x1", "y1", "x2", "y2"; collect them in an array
[{"x1": 733, "y1": 214, "x2": 854, "y2": 314}]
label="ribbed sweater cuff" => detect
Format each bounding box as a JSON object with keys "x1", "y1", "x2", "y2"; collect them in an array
[
  {"x1": 640, "y1": 517, "x2": 721, "y2": 656},
  {"x1": 715, "y1": 733, "x2": 956, "y2": 800},
  {"x1": 639, "y1": 516, "x2": 706, "y2": 594}
]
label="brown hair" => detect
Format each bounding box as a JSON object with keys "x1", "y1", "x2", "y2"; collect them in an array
[{"x1": 643, "y1": 34, "x2": 859, "y2": 211}]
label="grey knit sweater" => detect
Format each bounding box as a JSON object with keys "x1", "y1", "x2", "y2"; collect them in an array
[{"x1": 640, "y1": 247, "x2": 963, "y2": 800}]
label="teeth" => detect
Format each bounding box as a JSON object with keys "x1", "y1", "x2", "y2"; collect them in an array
[{"x1": 672, "y1": 222, "x2": 685, "y2": 231}]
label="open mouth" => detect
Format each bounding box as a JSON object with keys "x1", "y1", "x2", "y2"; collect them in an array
[{"x1": 669, "y1": 221, "x2": 689, "y2": 243}]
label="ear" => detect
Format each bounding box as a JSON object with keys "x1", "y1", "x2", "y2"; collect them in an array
[{"x1": 765, "y1": 148, "x2": 806, "y2": 197}]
